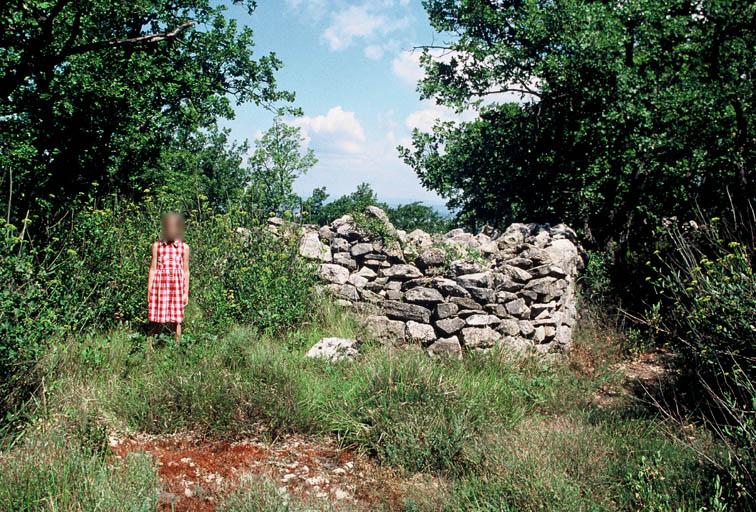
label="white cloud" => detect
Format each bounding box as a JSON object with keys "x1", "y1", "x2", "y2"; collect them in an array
[
  {"x1": 290, "y1": 106, "x2": 366, "y2": 155},
  {"x1": 405, "y1": 101, "x2": 477, "y2": 132},
  {"x1": 391, "y1": 49, "x2": 466, "y2": 87},
  {"x1": 391, "y1": 51, "x2": 424, "y2": 86},
  {"x1": 293, "y1": 130, "x2": 442, "y2": 204},
  {"x1": 363, "y1": 44, "x2": 384, "y2": 60},
  {"x1": 322, "y1": 4, "x2": 410, "y2": 51},
  {"x1": 289, "y1": 106, "x2": 443, "y2": 204},
  {"x1": 285, "y1": 0, "x2": 329, "y2": 21}
]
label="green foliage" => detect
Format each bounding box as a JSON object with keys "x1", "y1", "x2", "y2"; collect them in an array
[
  {"x1": 307, "y1": 183, "x2": 383, "y2": 226},
  {"x1": 245, "y1": 117, "x2": 317, "y2": 219},
  {"x1": 304, "y1": 183, "x2": 450, "y2": 233},
  {"x1": 185, "y1": 209, "x2": 316, "y2": 333},
  {"x1": 323, "y1": 351, "x2": 517, "y2": 474},
  {"x1": 651, "y1": 218, "x2": 755, "y2": 495},
  {"x1": 624, "y1": 451, "x2": 726, "y2": 512},
  {"x1": 299, "y1": 186, "x2": 329, "y2": 223},
  {"x1": 0, "y1": 198, "x2": 315, "y2": 419},
  {"x1": 388, "y1": 201, "x2": 451, "y2": 233},
  {"x1": 351, "y1": 210, "x2": 397, "y2": 244},
  {"x1": 580, "y1": 249, "x2": 616, "y2": 306},
  {"x1": 17, "y1": 312, "x2": 731, "y2": 510},
  {"x1": 402, "y1": 0, "x2": 755, "y2": 294},
  {"x1": 0, "y1": 0, "x2": 293, "y2": 223},
  {"x1": 150, "y1": 127, "x2": 250, "y2": 212}
]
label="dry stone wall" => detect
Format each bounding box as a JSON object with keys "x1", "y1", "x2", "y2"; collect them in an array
[{"x1": 291, "y1": 206, "x2": 584, "y2": 358}]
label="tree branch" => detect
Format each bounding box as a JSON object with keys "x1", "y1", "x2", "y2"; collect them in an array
[
  {"x1": 1, "y1": 21, "x2": 194, "y2": 99},
  {"x1": 477, "y1": 87, "x2": 541, "y2": 98},
  {"x1": 59, "y1": 21, "x2": 194, "y2": 59}
]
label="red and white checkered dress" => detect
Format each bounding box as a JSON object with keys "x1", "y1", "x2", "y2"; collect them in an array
[{"x1": 148, "y1": 240, "x2": 187, "y2": 324}]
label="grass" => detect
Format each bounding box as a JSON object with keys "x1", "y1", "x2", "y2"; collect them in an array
[
  {"x1": 0, "y1": 301, "x2": 735, "y2": 511},
  {"x1": 217, "y1": 475, "x2": 333, "y2": 512},
  {"x1": 0, "y1": 429, "x2": 159, "y2": 511}
]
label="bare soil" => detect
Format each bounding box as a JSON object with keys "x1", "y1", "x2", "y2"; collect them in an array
[{"x1": 110, "y1": 432, "x2": 410, "y2": 511}]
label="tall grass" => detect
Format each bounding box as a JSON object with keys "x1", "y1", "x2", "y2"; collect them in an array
[
  {"x1": 0, "y1": 300, "x2": 728, "y2": 511},
  {"x1": 0, "y1": 430, "x2": 159, "y2": 511}
]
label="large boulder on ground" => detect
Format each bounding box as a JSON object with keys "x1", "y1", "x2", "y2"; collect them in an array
[{"x1": 306, "y1": 337, "x2": 359, "y2": 362}]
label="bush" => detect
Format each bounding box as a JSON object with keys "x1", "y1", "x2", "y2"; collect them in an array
[
  {"x1": 104, "y1": 331, "x2": 321, "y2": 435},
  {"x1": 651, "y1": 217, "x2": 755, "y2": 498},
  {"x1": 0, "y1": 197, "x2": 316, "y2": 421}
]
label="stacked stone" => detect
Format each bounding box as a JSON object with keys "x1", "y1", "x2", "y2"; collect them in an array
[{"x1": 292, "y1": 206, "x2": 583, "y2": 358}]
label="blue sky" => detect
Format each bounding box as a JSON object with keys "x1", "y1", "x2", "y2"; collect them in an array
[{"x1": 221, "y1": 0, "x2": 462, "y2": 207}]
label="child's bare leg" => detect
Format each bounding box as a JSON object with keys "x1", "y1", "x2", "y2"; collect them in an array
[{"x1": 175, "y1": 323, "x2": 182, "y2": 343}]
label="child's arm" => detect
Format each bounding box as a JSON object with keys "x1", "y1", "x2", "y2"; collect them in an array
[
  {"x1": 148, "y1": 242, "x2": 158, "y2": 300},
  {"x1": 182, "y1": 244, "x2": 190, "y2": 305}
]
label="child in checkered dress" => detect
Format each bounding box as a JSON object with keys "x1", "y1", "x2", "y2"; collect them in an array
[{"x1": 148, "y1": 213, "x2": 190, "y2": 342}]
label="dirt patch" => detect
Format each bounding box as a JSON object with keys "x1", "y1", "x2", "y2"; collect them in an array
[
  {"x1": 591, "y1": 348, "x2": 679, "y2": 408},
  {"x1": 110, "y1": 433, "x2": 408, "y2": 511}
]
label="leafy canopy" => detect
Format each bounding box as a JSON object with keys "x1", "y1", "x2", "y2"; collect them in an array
[
  {"x1": 402, "y1": 0, "x2": 754, "y2": 249},
  {"x1": 245, "y1": 117, "x2": 317, "y2": 218},
  {"x1": 0, "y1": 0, "x2": 293, "y2": 222}
]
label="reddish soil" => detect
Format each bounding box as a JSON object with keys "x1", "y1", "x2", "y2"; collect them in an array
[{"x1": 110, "y1": 433, "x2": 407, "y2": 511}]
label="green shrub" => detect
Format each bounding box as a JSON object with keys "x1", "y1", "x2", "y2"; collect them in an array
[
  {"x1": 10, "y1": 307, "x2": 733, "y2": 511},
  {"x1": 85, "y1": 330, "x2": 320, "y2": 435},
  {"x1": 651, "y1": 218, "x2": 755, "y2": 499},
  {"x1": 0, "y1": 197, "x2": 316, "y2": 421}
]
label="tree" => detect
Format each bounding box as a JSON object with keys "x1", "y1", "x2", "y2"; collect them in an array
[
  {"x1": 146, "y1": 127, "x2": 249, "y2": 212},
  {"x1": 0, "y1": 0, "x2": 293, "y2": 225},
  {"x1": 301, "y1": 187, "x2": 329, "y2": 221},
  {"x1": 401, "y1": 0, "x2": 754, "y2": 268},
  {"x1": 310, "y1": 183, "x2": 386, "y2": 225},
  {"x1": 245, "y1": 117, "x2": 317, "y2": 217},
  {"x1": 389, "y1": 202, "x2": 450, "y2": 233}
]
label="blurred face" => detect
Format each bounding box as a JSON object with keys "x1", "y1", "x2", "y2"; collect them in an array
[{"x1": 162, "y1": 214, "x2": 184, "y2": 241}]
